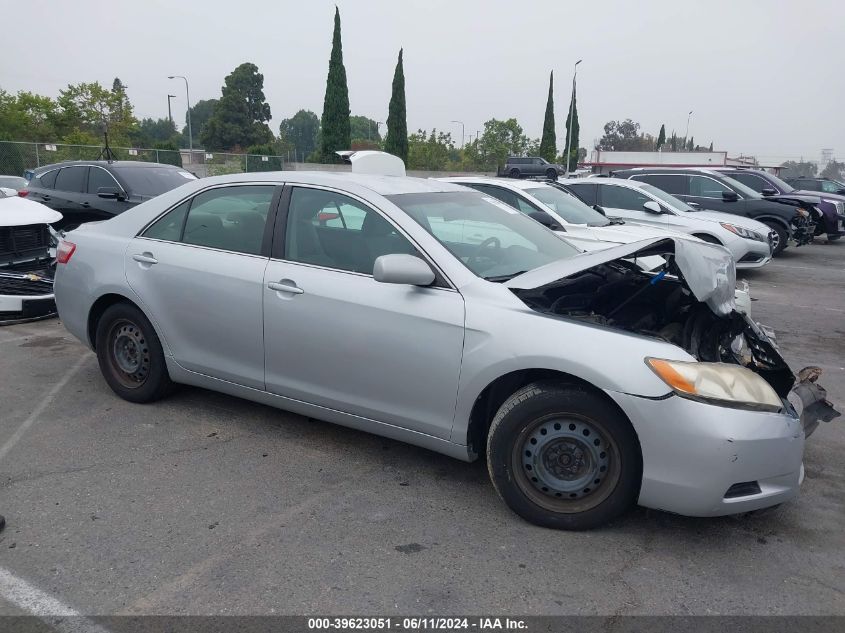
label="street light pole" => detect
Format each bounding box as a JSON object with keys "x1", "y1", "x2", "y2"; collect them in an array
[
  {"x1": 684, "y1": 110, "x2": 693, "y2": 149},
  {"x1": 451, "y1": 120, "x2": 465, "y2": 148},
  {"x1": 168, "y1": 75, "x2": 192, "y2": 156},
  {"x1": 167, "y1": 94, "x2": 176, "y2": 125},
  {"x1": 563, "y1": 59, "x2": 582, "y2": 179}
]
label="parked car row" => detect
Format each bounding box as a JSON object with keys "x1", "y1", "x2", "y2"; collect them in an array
[{"x1": 49, "y1": 151, "x2": 838, "y2": 531}]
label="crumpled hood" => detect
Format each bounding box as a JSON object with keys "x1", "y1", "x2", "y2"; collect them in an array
[{"x1": 506, "y1": 237, "x2": 736, "y2": 316}]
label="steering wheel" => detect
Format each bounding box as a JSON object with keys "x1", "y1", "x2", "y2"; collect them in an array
[{"x1": 467, "y1": 236, "x2": 502, "y2": 268}]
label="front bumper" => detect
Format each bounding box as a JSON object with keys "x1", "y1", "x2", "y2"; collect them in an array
[
  {"x1": 731, "y1": 235, "x2": 772, "y2": 269},
  {"x1": 606, "y1": 390, "x2": 804, "y2": 517},
  {"x1": 0, "y1": 292, "x2": 57, "y2": 324}
]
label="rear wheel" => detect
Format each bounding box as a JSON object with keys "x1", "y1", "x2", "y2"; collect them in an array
[
  {"x1": 95, "y1": 302, "x2": 174, "y2": 403},
  {"x1": 764, "y1": 222, "x2": 788, "y2": 255},
  {"x1": 509, "y1": 168, "x2": 521, "y2": 179},
  {"x1": 487, "y1": 382, "x2": 641, "y2": 530}
]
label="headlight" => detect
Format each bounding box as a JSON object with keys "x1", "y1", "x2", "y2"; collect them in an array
[
  {"x1": 646, "y1": 358, "x2": 782, "y2": 412},
  {"x1": 719, "y1": 222, "x2": 765, "y2": 241}
]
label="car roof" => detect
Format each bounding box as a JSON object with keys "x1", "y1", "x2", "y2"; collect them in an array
[
  {"x1": 615, "y1": 166, "x2": 724, "y2": 176},
  {"x1": 34, "y1": 160, "x2": 182, "y2": 172},
  {"x1": 441, "y1": 176, "x2": 553, "y2": 192},
  {"x1": 566, "y1": 177, "x2": 642, "y2": 188}
]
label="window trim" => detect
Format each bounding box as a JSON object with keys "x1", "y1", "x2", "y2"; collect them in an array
[
  {"x1": 136, "y1": 182, "x2": 283, "y2": 259},
  {"x1": 271, "y1": 183, "x2": 456, "y2": 290},
  {"x1": 86, "y1": 165, "x2": 126, "y2": 196}
]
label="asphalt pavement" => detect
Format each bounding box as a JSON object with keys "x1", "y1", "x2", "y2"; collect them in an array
[{"x1": 0, "y1": 243, "x2": 843, "y2": 616}]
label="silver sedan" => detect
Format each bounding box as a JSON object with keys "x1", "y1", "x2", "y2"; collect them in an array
[{"x1": 54, "y1": 171, "x2": 804, "y2": 529}]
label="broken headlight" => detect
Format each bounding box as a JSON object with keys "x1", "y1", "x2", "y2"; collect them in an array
[
  {"x1": 719, "y1": 222, "x2": 766, "y2": 241},
  {"x1": 646, "y1": 358, "x2": 782, "y2": 412}
]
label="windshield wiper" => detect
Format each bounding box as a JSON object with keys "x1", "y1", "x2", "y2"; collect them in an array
[{"x1": 485, "y1": 271, "x2": 530, "y2": 283}]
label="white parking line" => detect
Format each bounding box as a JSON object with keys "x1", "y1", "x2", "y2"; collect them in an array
[
  {"x1": 0, "y1": 567, "x2": 111, "y2": 633},
  {"x1": 0, "y1": 352, "x2": 90, "y2": 462}
]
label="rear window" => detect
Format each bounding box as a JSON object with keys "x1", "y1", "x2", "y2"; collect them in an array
[
  {"x1": 34, "y1": 169, "x2": 58, "y2": 189},
  {"x1": 112, "y1": 166, "x2": 197, "y2": 197}
]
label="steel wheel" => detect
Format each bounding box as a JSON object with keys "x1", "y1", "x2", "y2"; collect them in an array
[
  {"x1": 511, "y1": 413, "x2": 621, "y2": 514},
  {"x1": 106, "y1": 319, "x2": 151, "y2": 389}
]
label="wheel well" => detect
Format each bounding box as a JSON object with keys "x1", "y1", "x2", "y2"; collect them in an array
[
  {"x1": 466, "y1": 369, "x2": 637, "y2": 458},
  {"x1": 87, "y1": 293, "x2": 138, "y2": 350},
  {"x1": 692, "y1": 233, "x2": 722, "y2": 245}
]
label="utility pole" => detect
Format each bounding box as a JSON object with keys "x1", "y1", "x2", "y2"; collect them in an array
[
  {"x1": 684, "y1": 110, "x2": 693, "y2": 149},
  {"x1": 168, "y1": 75, "x2": 192, "y2": 155},
  {"x1": 167, "y1": 94, "x2": 176, "y2": 125}
]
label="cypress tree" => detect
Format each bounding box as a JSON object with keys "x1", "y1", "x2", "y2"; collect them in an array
[
  {"x1": 538, "y1": 71, "x2": 556, "y2": 162},
  {"x1": 656, "y1": 124, "x2": 666, "y2": 150},
  {"x1": 319, "y1": 6, "x2": 351, "y2": 162},
  {"x1": 709, "y1": 141, "x2": 714, "y2": 151},
  {"x1": 563, "y1": 83, "x2": 580, "y2": 171},
  {"x1": 384, "y1": 48, "x2": 408, "y2": 163}
]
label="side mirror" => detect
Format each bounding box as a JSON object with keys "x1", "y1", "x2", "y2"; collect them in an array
[
  {"x1": 643, "y1": 200, "x2": 663, "y2": 214},
  {"x1": 528, "y1": 211, "x2": 560, "y2": 230},
  {"x1": 761, "y1": 187, "x2": 777, "y2": 196},
  {"x1": 98, "y1": 186, "x2": 124, "y2": 200},
  {"x1": 592, "y1": 204, "x2": 606, "y2": 216},
  {"x1": 373, "y1": 254, "x2": 435, "y2": 286},
  {"x1": 722, "y1": 190, "x2": 739, "y2": 202}
]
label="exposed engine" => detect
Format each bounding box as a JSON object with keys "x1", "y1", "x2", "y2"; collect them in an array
[{"x1": 512, "y1": 258, "x2": 796, "y2": 398}]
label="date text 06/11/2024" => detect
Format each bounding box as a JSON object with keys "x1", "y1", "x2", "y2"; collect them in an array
[{"x1": 307, "y1": 617, "x2": 528, "y2": 630}]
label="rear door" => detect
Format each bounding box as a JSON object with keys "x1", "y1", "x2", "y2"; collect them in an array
[
  {"x1": 262, "y1": 185, "x2": 465, "y2": 439},
  {"x1": 51, "y1": 166, "x2": 89, "y2": 221},
  {"x1": 125, "y1": 183, "x2": 279, "y2": 389}
]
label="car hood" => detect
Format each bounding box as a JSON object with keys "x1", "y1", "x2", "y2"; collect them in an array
[
  {"x1": 794, "y1": 189, "x2": 845, "y2": 202},
  {"x1": 588, "y1": 222, "x2": 692, "y2": 242},
  {"x1": 681, "y1": 210, "x2": 770, "y2": 234},
  {"x1": 506, "y1": 237, "x2": 736, "y2": 316},
  {"x1": 0, "y1": 196, "x2": 63, "y2": 226},
  {"x1": 766, "y1": 193, "x2": 821, "y2": 206}
]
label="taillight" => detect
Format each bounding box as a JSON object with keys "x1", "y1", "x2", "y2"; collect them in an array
[
  {"x1": 56, "y1": 241, "x2": 76, "y2": 264},
  {"x1": 17, "y1": 189, "x2": 29, "y2": 197}
]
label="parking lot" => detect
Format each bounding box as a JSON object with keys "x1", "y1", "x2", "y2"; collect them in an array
[{"x1": 0, "y1": 244, "x2": 843, "y2": 617}]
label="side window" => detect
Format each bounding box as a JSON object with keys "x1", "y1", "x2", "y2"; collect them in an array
[
  {"x1": 730, "y1": 172, "x2": 767, "y2": 193},
  {"x1": 87, "y1": 167, "x2": 121, "y2": 194},
  {"x1": 143, "y1": 199, "x2": 191, "y2": 241},
  {"x1": 821, "y1": 181, "x2": 839, "y2": 193},
  {"x1": 37, "y1": 169, "x2": 58, "y2": 189},
  {"x1": 468, "y1": 184, "x2": 521, "y2": 209},
  {"x1": 599, "y1": 185, "x2": 652, "y2": 211},
  {"x1": 285, "y1": 187, "x2": 417, "y2": 274},
  {"x1": 182, "y1": 186, "x2": 274, "y2": 255},
  {"x1": 631, "y1": 174, "x2": 686, "y2": 195},
  {"x1": 688, "y1": 175, "x2": 732, "y2": 198},
  {"x1": 566, "y1": 183, "x2": 598, "y2": 205},
  {"x1": 54, "y1": 166, "x2": 88, "y2": 193}
]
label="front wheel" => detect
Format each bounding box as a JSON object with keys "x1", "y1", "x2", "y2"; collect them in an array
[
  {"x1": 487, "y1": 382, "x2": 641, "y2": 530},
  {"x1": 764, "y1": 222, "x2": 788, "y2": 255},
  {"x1": 95, "y1": 302, "x2": 174, "y2": 403},
  {"x1": 509, "y1": 168, "x2": 520, "y2": 179},
  {"x1": 545, "y1": 169, "x2": 558, "y2": 181}
]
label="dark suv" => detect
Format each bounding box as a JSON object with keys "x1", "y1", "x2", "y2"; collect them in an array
[
  {"x1": 611, "y1": 167, "x2": 817, "y2": 253},
  {"x1": 21, "y1": 161, "x2": 196, "y2": 229},
  {"x1": 500, "y1": 156, "x2": 566, "y2": 180},
  {"x1": 717, "y1": 168, "x2": 844, "y2": 240},
  {"x1": 786, "y1": 177, "x2": 845, "y2": 195}
]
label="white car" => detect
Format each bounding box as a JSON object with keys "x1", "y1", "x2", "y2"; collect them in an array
[{"x1": 563, "y1": 178, "x2": 773, "y2": 269}]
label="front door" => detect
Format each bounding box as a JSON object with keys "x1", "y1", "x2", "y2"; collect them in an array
[
  {"x1": 125, "y1": 184, "x2": 278, "y2": 389},
  {"x1": 263, "y1": 185, "x2": 465, "y2": 439}
]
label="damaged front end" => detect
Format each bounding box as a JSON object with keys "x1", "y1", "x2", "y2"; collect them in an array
[{"x1": 506, "y1": 238, "x2": 838, "y2": 433}]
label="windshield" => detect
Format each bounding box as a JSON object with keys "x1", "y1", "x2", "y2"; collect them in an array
[
  {"x1": 719, "y1": 174, "x2": 761, "y2": 199},
  {"x1": 761, "y1": 172, "x2": 795, "y2": 193},
  {"x1": 386, "y1": 191, "x2": 580, "y2": 281},
  {"x1": 637, "y1": 183, "x2": 697, "y2": 213},
  {"x1": 112, "y1": 166, "x2": 197, "y2": 197},
  {"x1": 524, "y1": 186, "x2": 610, "y2": 226}
]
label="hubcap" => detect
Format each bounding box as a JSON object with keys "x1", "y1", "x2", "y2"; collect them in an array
[
  {"x1": 108, "y1": 321, "x2": 150, "y2": 388},
  {"x1": 521, "y1": 419, "x2": 609, "y2": 500},
  {"x1": 769, "y1": 229, "x2": 780, "y2": 251}
]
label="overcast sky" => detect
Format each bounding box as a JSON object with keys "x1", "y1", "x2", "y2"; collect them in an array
[{"x1": 2, "y1": 0, "x2": 842, "y2": 165}]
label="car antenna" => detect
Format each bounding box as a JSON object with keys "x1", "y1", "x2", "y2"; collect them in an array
[{"x1": 98, "y1": 131, "x2": 116, "y2": 163}]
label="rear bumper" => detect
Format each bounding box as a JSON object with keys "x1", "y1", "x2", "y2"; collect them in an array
[{"x1": 606, "y1": 390, "x2": 804, "y2": 517}]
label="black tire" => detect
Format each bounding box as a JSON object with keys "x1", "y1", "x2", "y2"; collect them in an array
[
  {"x1": 95, "y1": 302, "x2": 174, "y2": 403},
  {"x1": 487, "y1": 381, "x2": 641, "y2": 530},
  {"x1": 509, "y1": 168, "x2": 520, "y2": 179},
  {"x1": 545, "y1": 169, "x2": 558, "y2": 181},
  {"x1": 763, "y1": 221, "x2": 788, "y2": 255},
  {"x1": 827, "y1": 234, "x2": 841, "y2": 242}
]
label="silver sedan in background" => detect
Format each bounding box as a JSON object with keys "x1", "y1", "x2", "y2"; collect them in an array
[{"x1": 54, "y1": 171, "x2": 803, "y2": 529}]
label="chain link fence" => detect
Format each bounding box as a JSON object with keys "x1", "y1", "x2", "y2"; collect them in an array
[{"x1": 0, "y1": 141, "x2": 287, "y2": 178}]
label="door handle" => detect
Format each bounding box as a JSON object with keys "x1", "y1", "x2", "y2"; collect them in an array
[
  {"x1": 81, "y1": 202, "x2": 90, "y2": 208},
  {"x1": 132, "y1": 253, "x2": 158, "y2": 265},
  {"x1": 268, "y1": 280, "x2": 304, "y2": 294},
  {"x1": 41, "y1": 195, "x2": 51, "y2": 202}
]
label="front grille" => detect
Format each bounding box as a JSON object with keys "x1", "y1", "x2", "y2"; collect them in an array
[
  {"x1": 0, "y1": 274, "x2": 53, "y2": 296},
  {"x1": 0, "y1": 225, "x2": 51, "y2": 259},
  {"x1": 724, "y1": 481, "x2": 762, "y2": 499}
]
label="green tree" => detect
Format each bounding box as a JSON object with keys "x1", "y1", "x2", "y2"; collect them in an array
[
  {"x1": 137, "y1": 117, "x2": 179, "y2": 146},
  {"x1": 384, "y1": 48, "x2": 408, "y2": 163},
  {"x1": 779, "y1": 160, "x2": 818, "y2": 179},
  {"x1": 407, "y1": 129, "x2": 454, "y2": 170},
  {"x1": 538, "y1": 70, "x2": 556, "y2": 162},
  {"x1": 669, "y1": 131, "x2": 678, "y2": 151},
  {"x1": 687, "y1": 136, "x2": 695, "y2": 151},
  {"x1": 279, "y1": 109, "x2": 320, "y2": 160},
  {"x1": 656, "y1": 124, "x2": 666, "y2": 150},
  {"x1": 478, "y1": 118, "x2": 529, "y2": 170},
  {"x1": 820, "y1": 159, "x2": 844, "y2": 181},
  {"x1": 709, "y1": 141, "x2": 713, "y2": 151},
  {"x1": 182, "y1": 99, "x2": 218, "y2": 147},
  {"x1": 350, "y1": 115, "x2": 382, "y2": 142},
  {"x1": 0, "y1": 90, "x2": 60, "y2": 141},
  {"x1": 597, "y1": 119, "x2": 653, "y2": 151},
  {"x1": 57, "y1": 81, "x2": 138, "y2": 145},
  {"x1": 563, "y1": 84, "x2": 580, "y2": 170},
  {"x1": 201, "y1": 63, "x2": 273, "y2": 151},
  {"x1": 319, "y1": 7, "x2": 351, "y2": 161}
]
